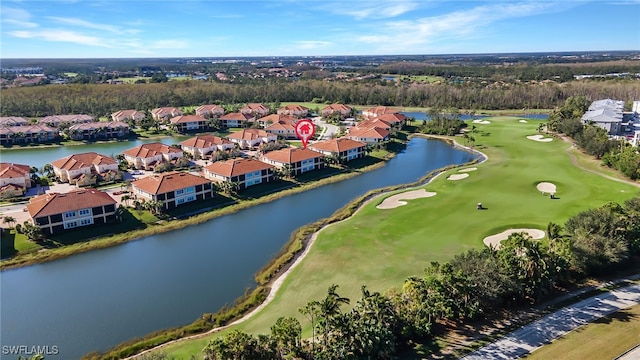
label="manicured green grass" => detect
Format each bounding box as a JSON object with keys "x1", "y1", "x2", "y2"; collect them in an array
[
  {"x1": 524, "y1": 304, "x2": 640, "y2": 360},
  {"x1": 118, "y1": 77, "x2": 151, "y2": 83},
  {"x1": 160, "y1": 116, "x2": 640, "y2": 357}
]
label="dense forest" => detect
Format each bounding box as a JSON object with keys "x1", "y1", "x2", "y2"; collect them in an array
[{"x1": 2, "y1": 79, "x2": 640, "y2": 118}]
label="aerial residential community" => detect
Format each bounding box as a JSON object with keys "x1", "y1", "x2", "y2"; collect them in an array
[{"x1": 2, "y1": 0, "x2": 640, "y2": 359}]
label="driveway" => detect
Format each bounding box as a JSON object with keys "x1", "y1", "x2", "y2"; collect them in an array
[
  {"x1": 460, "y1": 283, "x2": 640, "y2": 359},
  {"x1": 312, "y1": 116, "x2": 339, "y2": 140}
]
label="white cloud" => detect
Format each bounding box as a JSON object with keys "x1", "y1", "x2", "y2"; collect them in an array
[
  {"x1": 295, "y1": 40, "x2": 332, "y2": 50},
  {"x1": 148, "y1": 39, "x2": 189, "y2": 49},
  {"x1": 9, "y1": 29, "x2": 111, "y2": 47},
  {"x1": 339, "y1": 1, "x2": 419, "y2": 20},
  {"x1": 1, "y1": 7, "x2": 38, "y2": 27},
  {"x1": 47, "y1": 16, "x2": 139, "y2": 35}
]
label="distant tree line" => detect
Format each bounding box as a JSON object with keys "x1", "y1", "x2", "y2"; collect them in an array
[
  {"x1": 198, "y1": 197, "x2": 640, "y2": 360},
  {"x1": 2, "y1": 79, "x2": 640, "y2": 118}
]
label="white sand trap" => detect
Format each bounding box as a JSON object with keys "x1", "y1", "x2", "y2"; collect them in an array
[
  {"x1": 458, "y1": 167, "x2": 477, "y2": 173},
  {"x1": 376, "y1": 189, "x2": 437, "y2": 209},
  {"x1": 537, "y1": 182, "x2": 557, "y2": 194},
  {"x1": 527, "y1": 134, "x2": 553, "y2": 142},
  {"x1": 447, "y1": 173, "x2": 469, "y2": 180},
  {"x1": 519, "y1": 119, "x2": 528, "y2": 123},
  {"x1": 472, "y1": 119, "x2": 491, "y2": 124},
  {"x1": 483, "y1": 228, "x2": 546, "y2": 249}
]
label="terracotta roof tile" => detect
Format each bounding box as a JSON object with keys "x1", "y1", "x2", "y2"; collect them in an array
[
  {"x1": 26, "y1": 188, "x2": 116, "y2": 218},
  {"x1": 51, "y1": 152, "x2": 117, "y2": 171},
  {"x1": 261, "y1": 147, "x2": 323, "y2": 164},
  {"x1": 132, "y1": 171, "x2": 211, "y2": 195},
  {"x1": 122, "y1": 142, "x2": 182, "y2": 158},
  {"x1": 204, "y1": 158, "x2": 274, "y2": 177},
  {"x1": 0, "y1": 163, "x2": 30, "y2": 178},
  {"x1": 309, "y1": 138, "x2": 366, "y2": 153},
  {"x1": 180, "y1": 135, "x2": 232, "y2": 148}
]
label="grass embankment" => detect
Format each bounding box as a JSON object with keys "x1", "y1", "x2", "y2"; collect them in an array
[
  {"x1": 160, "y1": 116, "x2": 639, "y2": 358},
  {"x1": 524, "y1": 304, "x2": 640, "y2": 360}
]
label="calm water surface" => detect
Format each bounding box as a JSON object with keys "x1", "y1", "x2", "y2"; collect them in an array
[
  {"x1": 400, "y1": 111, "x2": 549, "y2": 121},
  {"x1": 0, "y1": 137, "x2": 476, "y2": 359}
]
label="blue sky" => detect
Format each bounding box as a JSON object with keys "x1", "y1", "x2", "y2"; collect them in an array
[{"x1": 1, "y1": 0, "x2": 639, "y2": 58}]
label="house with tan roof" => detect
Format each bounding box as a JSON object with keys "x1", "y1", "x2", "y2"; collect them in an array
[
  {"x1": 260, "y1": 148, "x2": 324, "y2": 176},
  {"x1": 0, "y1": 163, "x2": 31, "y2": 198},
  {"x1": 356, "y1": 119, "x2": 392, "y2": 132},
  {"x1": 308, "y1": 138, "x2": 366, "y2": 162},
  {"x1": 347, "y1": 127, "x2": 390, "y2": 144},
  {"x1": 361, "y1": 106, "x2": 398, "y2": 119},
  {"x1": 131, "y1": 171, "x2": 214, "y2": 210},
  {"x1": 26, "y1": 188, "x2": 118, "y2": 235},
  {"x1": 219, "y1": 112, "x2": 255, "y2": 128},
  {"x1": 265, "y1": 121, "x2": 297, "y2": 139},
  {"x1": 40, "y1": 114, "x2": 94, "y2": 127},
  {"x1": 51, "y1": 152, "x2": 120, "y2": 186},
  {"x1": 151, "y1": 107, "x2": 183, "y2": 121},
  {"x1": 195, "y1": 104, "x2": 225, "y2": 118},
  {"x1": 377, "y1": 113, "x2": 406, "y2": 128},
  {"x1": 0, "y1": 125, "x2": 58, "y2": 145},
  {"x1": 203, "y1": 158, "x2": 275, "y2": 190},
  {"x1": 67, "y1": 121, "x2": 130, "y2": 141},
  {"x1": 240, "y1": 103, "x2": 270, "y2": 118},
  {"x1": 0, "y1": 117, "x2": 30, "y2": 127},
  {"x1": 170, "y1": 115, "x2": 208, "y2": 133},
  {"x1": 227, "y1": 129, "x2": 277, "y2": 149},
  {"x1": 256, "y1": 114, "x2": 297, "y2": 127},
  {"x1": 321, "y1": 104, "x2": 353, "y2": 119},
  {"x1": 277, "y1": 104, "x2": 309, "y2": 118},
  {"x1": 111, "y1": 110, "x2": 145, "y2": 122},
  {"x1": 179, "y1": 135, "x2": 235, "y2": 159},
  {"x1": 121, "y1": 142, "x2": 183, "y2": 170}
]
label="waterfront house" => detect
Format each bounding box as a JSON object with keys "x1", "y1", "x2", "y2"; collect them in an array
[
  {"x1": 51, "y1": 152, "x2": 120, "y2": 186},
  {"x1": 0, "y1": 117, "x2": 30, "y2": 127},
  {"x1": 240, "y1": 103, "x2": 270, "y2": 118},
  {"x1": 256, "y1": 114, "x2": 297, "y2": 128},
  {"x1": 26, "y1": 188, "x2": 118, "y2": 235},
  {"x1": 67, "y1": 121, "x2": 130, "y2": 141},
  {"x1": 179, "y1": 135, "x2": 235, "y2": 159},
  {"x1": 227, "y1": 129, "x2": 277, "y2": 149},
  {"x1": 219, "y1": 112, "x2": 255, "y2": 128},
  {"x1": 260, "y1": 147, "x2": 324, "y2": 176},
  {"x1": 277, "y1": 104, "x2": 309, "y2": 118},
  {"x1": 40, "y1": 114, "x2": 94, "y2": 127},
  {"x1": 356, "y1": 119, "x2": 392, "y2": 132},
  {"x1": 308, "y1": 138, "x2": 366, "y2": 162},
  {"x1": 111, "y1": 110, "x2": 145, "y2": 123},
  {"x1": 131, "y1": 171, "x2": 214, "y2": 210},
  {"x1": 0, "y1": 163, "x2": 31, "y2": 198},
  {"x1": 195, "y1": 104, "x2": 225, "y2": 118},
  {"x1": 203, "y1": 158, "x2": 275, "y2": 190},
  {"x1": 151, "y1": 107, "x2": 183, "y2": 121},
  {"x1": 361, "y1": 106, "x2": 398, "y2": 119},
  {"x1": 321, "y1": 104, "x2": 352, "y2": 119},
  {"x1": 0, "y1": 125, "x2": 59, "y2": 145},
  {"x1": 122, "y1": 142, "x2": 183, "y2": 170},
  {"x1": 346, "y1": 127, "x2": 390, "y2": 144},
  {"x1": 377, "y1": 113, "x2": 406, "y2": 128},
  {"x1": 169, "y1": 115, "x2": 209, "y2": 133}
]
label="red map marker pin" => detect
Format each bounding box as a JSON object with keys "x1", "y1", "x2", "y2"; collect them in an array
[{"x1": 294, "y1": 119, "x2": 315, "y2": 149}]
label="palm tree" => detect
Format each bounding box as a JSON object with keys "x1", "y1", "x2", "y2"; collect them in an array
[
  {"x1": 145, "y1": 199, "x2": 164, "y2": 215},
  {"x1": 318, "y1": 284, "x2": 350, "y2": 348},
  {"x1": 299, "y1": 300, "x2": 320, "y2": 355},
  {"x1": 121, "y1": 194, "x2": 132, "y2": 207},
  {"x1": 41, "y1": 163, "x2": 54, "y2": 178},
  {"x1": 3, "y1": 216, "x2": 16, "y2": 228}
]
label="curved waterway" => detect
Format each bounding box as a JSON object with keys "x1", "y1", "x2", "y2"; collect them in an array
[{"x1": 0, "y1": 137, "x2": 476, "y2": 359}]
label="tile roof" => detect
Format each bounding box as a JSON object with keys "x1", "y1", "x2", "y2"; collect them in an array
[
  {"x1": 322, "y1": 104, "x2": 352, "y2": 112},
  {"x1": 0, "y1": 117, "x2": 30, "y2": 126},
  {"x1": 242, "y1": 103, "x2": 269, "y2": 111},
  {"x1": 40, "y1": 114, "x2": 94, "y2": 124},
  {"x1": 309, "y1": 138, "x2": 366, "y2": 153},
  {"x1": 51, "y1": 152, "x2": 117, "y2": 171},
  {"x1": 363, "y1": 106, "x2": 398, "y2": 116},
  {"x1": 0, "y1": 125, "x2": 57, "y2": 135},
  {"x1": 265, "y1": 121, "x2": 296, "y2": 132},
  {"x1": 204, "y1": 158, "x2": 274, "y2": 177},
  {"x1": 180, "y1": 135, "x2": 232, "y2": 148},
  {"x1": 262, "y1": 147, "x2": 323, "y2": 164},
  {"x1": 0, "y1": 163, "x2": 30, "y2": 178},
  {"x1": 170, "y1": 115, "x2": 207, "y2": 124},
  {"x1": 278, "y1": 105, "x2": 309, "y2": 112},
  {"x1": 377, "y1": 113, "x2": 406, "y2": 123},
  {"x1": 257, "y1": 114, "x2": 297, "y2": 124},
  {"x1": 348, "y1": 127, "x2": 390, "y2": 139},
  {"x1": 27, "y1": 188, "x2": 116, "y2": 218},
  {"x1": 122, "y1": 142, "x2": 182, "y2": 158},
  {"x1": 132, "y1": 171, "x2": 211, "y2": 195},
  {"x1": 227, "y1": 129, "x2": 273, "y2": 140},
  {"x1": 151, "y1": 107, "x2": 182, "y2": 115},
  {"x1": 111, "y1": 110, "x2": 144, "y2": 118},
  {"x1": 356, "y1": 119, "x2": 392, "y2": 130},
  {"x1": 68, "y1": 121, "x2": 129, "y2": 131},
  {"x1": 196, "y1": 104, "x2": 224, "y2": 113},
  {"x1": 220, "y1": 112, "x2": 254, "y2": 121}
]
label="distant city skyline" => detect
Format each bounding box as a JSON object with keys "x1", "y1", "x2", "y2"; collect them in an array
[{"x1": 1, "y1": 0, "x2": 639, "y2": 59}]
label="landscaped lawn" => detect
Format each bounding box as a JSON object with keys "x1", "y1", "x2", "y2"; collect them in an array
[
  {"x1": 159, "y1": 117, "x2": 640, "y2": 357},
  {"x1": 524, "y1": 304, "x2": 640, "y2": 360}
]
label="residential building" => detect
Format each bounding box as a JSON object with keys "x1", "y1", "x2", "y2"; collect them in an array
[
  {"x1": 265, "y1": 120, "x2": 297, "y2": 139},
  {"x1": 321, "y1": 104, "x2": 352, "y2": 119},
  {"x1": 256, "y1": 114, "x2": 297, "y2": 127},
  {"x1": 377, "y1": 113, "x2": 406, "y2": 128},
  {"x1": 227, "y1": 129, "x2": 277, "y2": 149},
  {"x1": 0, "y1": 125, "x2": 58, "y2": 145},
  {"x1": 0, "y1": 163, "x2": 31, "y2": 198},
  {"x1": 308, "y1": 138, "x2": 366, "y2": 162},
  {"x1": 203, "y1": 158, "x2": 275, "y2": 190},
  {"x1": 0, "y1": 117, "x2": 30, "y2": 127},
  {"x1": 151, "y1": 107, "x2": 183, "y2": 121},
  {"x1": 240, "y1": 103, "x2": 270, "y2": 118},
  {"x1": 195, "y1": 104, "x2": 225, "y2": 118},
  {"x1": 131, "y1": 171, "x2": 214, "y2": 210},
  {"x1": 51, "y1": 152, "x2": 120, "y2": 186},
  {"x1": 582, "y1": 99, "x2": 624, "y2": 135},
  {"x1": 122, "y1": 142, "x2": 183, "y2": 170},
  {"x1": 260, "y1": 148, "x2": 324, "y2": 176},
  {"x1": 356, "y1": 119, "x2": 392, "y2": 132},
  {"x1": 40, "y1": 114, "x2": 94, "y2": 127},
  {"x1": 347, "y1": 127, "x2": 390, "y2": 144},
  {"x1": 67, "y1": 121, "x2": 130, "y2": 141},
  {"x1": 179, "y1": 135, "x2": 235, "y2": 159},
  {"x1": 111, "y1": 110, "x2": 145, "y2": 122},
  {"x1": 26, "y1": 188, "x2": 118, "y2": 235},
  {"x1": 277, "y1": 104, "x2": 309, "y2": 118},
  {"x1": 219, "y1": 112, "x2": 255, "y2": 128},
  {"x1": 169, "y1": 115, "x2": 208, "y2": 133},
  {"x1": 361, "y1": 106, "x2": 398, "y2": 119}
]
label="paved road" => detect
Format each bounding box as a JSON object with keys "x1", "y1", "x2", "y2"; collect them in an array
[
  {"x1": 312, "y1": 116, "x2": 339, "y2": 140},
  {"x1": 618, "y1": 344, "x2": 640, "y2": 360},
  {"x1": 460, "y1": 283, "x2": 640, "y2": 359}
]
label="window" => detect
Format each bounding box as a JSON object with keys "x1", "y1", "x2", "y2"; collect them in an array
[
  {"x1": 185, "y1": 187, "x2": 194, "y2": 193},
  {"x1": 177, "y1": 198, "x2": 185, "y2": 205},
  {"x1": 78, "y1": 209, "x2": 91, "y2": 216},
  {"x1": 176, "y1": 189, "x2": 184, "y2": 195},
  {"x1": 64, "y1": 221, "x2": 78, "y2": 229},
  {"x1": 64, "y1": 211, "x2": 76, "y2": 219},
  {"x1": 80, "y1": 218, "x2": 92, "y2": 226}
]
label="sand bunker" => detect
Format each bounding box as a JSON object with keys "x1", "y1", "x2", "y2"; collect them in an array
[
  {"x1": 537, "y1": 182, "x2": 557, "y2": 194},
  {"x1": 472, "y1": 119, "x2": 491, "y2": 124},
  {"x1": 458, "y1": 167, "x2": 477, "y2": 173},
  {"x1": 447, "y1": 173, "x2": 470, "y2": 181},
  {"x1": 376, "y1": 189, "x2": 437, "y2": 209},
  {"x1": 527, "y1": 135, "x2": 553, "y2": 142},
  {"x1": 483, "y1": 228, "x2": 546, "y2": 249},
  {"x1": 519, "y1": 119, "x2": 528, "y2": 123}
]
